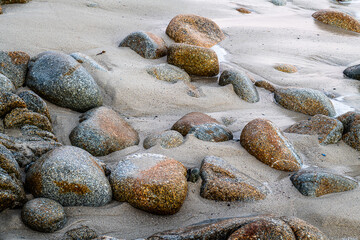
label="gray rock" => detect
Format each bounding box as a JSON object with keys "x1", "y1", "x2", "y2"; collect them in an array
[
  {"x1": 218, "y1": 69, "x2": 259, "y2": 103},
  {"x1": 271, "y1": 0, "x2": 287, "y2": 6},
  {"x1": 21, "y1": 125, "x2": 58, "y2": 142},
  {"x1": 70, "y1": 106, "x2": 139, "y2": 156},
  {"x1": 26, "y1": 51, "x2": 103, "y2": 112},
  {"x1": 147, "y1": 63, "x2": 191, "y2": 83},
  {"x1": 21, "y1": 198, "x2": 66, "y2": 233},
  {"x1": 344, "y1": 64, "x2": 360, "y2": 80},
  {"x1": 18, "y1": 90, "x2": 51, "y2": 122},
  {"x1": 70, "y1": 52, "x2": 108, "y2": 72},
  {"x1": 337, "y1": 111, "x2": 360, "y2": 150},
  {"x1": 0, "y1": 144, "x2": 21, "y2": 179},
  {"x1": 0, "y1": 73, "x2": 15, "y2": 93},
  {"x1": 63, "y1": 226, "x2": 98, "y2": 240},
  {"x1": 25, "y1": 146, "x2": 112, "y2": 207},
  {"x1": 0, "y1": 91, "x2": 26, "y2": 117},
  {"x1": 0, "y1": 51, "x2": 30, "y2": 89},
  {"x1": 143, "y1": 130, "x2": 184, "y2": 149},
  {"x1": 188, "y1": 123, "x2": 233, "y2": 142}
]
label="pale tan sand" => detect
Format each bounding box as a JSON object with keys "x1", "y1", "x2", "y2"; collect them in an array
[{"x1": 1, "y1": 0, "x2": 360, "y2": 239}]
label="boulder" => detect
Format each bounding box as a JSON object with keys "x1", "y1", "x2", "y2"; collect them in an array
[
  {"x1": 312, "y1": 9, "x2": 360, "y2": 33},
  {"x1": 337, "y1": 111, "x2": 360, "y2": 150},
  {"x1": 188, "y1": 123, "x2": 233, "y2": 142},
  {"x1": 147, "y1": 63, "x2": 191, "y2": 83},
  {"x1": 344, "y1": 64, "x2": 360, "y2": 80},
  {"x1": 0, "y1": 51, "x2": 30, "y2": 88},
  {"x1": 4, "y1": 108, "x2": 53, "y2": 132},
  {"x1": 171, "y1": 112, "x2": 220, "y2": 136},
  {"x1": 143, "y1": 130, "x2": 184, "y2": 149}
]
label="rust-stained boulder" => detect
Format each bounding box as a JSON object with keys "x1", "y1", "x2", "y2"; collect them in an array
[
  {"x1": 166, "y1": 14, "x2": 225, "y2": 48},
  {"x1": 0, "y1": 144, "x2": 21, "y2": 179},
  {"x1": 110, "y1": 153, "x2": 188, "y2": 215},
  {"x1": 0, "y1": 51, "x2": 30, "y2": 88},
  {"x1": 171, "y1": 112, "x2": 220, "y2": 136},
  {"x1": 4, "y1": 108, "x2": 53, "y2": 132},
  {"x1": 312, "y1": 9, "x2": 360, "y2": 33},
  {"x1": 337, "y1": 111, "x2": 360, "y2": 150},
  {"x1": 0, "y1": 91, "x2": 26, "y2": 117},
  {"x1": 240, "y1": 119, "x2": 302, "y2": 171}
]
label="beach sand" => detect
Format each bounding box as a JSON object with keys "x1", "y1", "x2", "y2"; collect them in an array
[{"x1": 0, "y1": 0, "x2": 360, "y2": 239}]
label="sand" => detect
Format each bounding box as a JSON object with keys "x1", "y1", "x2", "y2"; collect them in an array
[{"x1": 0, "y1": 0, "x2": 360, "y2": 239}]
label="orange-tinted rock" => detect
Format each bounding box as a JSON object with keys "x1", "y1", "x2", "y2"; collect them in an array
[
  {"x1": 0, "y1": 51, "x2": 30, "y2": 88},
  {"x1": 171, "y1": 112, "x2": 220, "y2": 136},
  {"x1": 0, "y1": 91, "x2": 26, "y2": 117},
  {"x1": 236, "y1": 8, "x2": 251, "y2": 14},
  {"x1": 4, "y1": 108, "x2": 53, "y2": 132},
  {"x1": 337, "y1": 111, "x2": 360, "y2": 150},
  {"x1": 110, "y1": 153, "x2": 188, "y2": 215},
  {"x1": 274, "y1": 64, "x2": 297, "y2": 73},
  {"x1": 312, "y1": 9, "x2": 360, "y2": 33},
  {"x1": 0, "y1": 6, "x2": 2, "y2": 14},
  {"x1": 167, "y1": 43, "x2": 219, "y2": 76},
  {"x1": 240, "y1": 119, "x2": 302, "y2": 171},
  {"x1": 166, "y1": 14, "x2": 225, "y2": 48},
  {"x1": 281, "y1": 217, "x2": 329, "y2": 240}
]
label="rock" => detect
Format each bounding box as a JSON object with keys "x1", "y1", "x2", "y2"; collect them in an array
[
  {"x1": 337, "y1": 111, "x2": 360, "y2": 150},
  {"x1": 0, "y1": 91, "x2": 26, "y2": 117},
  {"x1": 119, "y1": 31, "x2": 167, "y2": 59},
  {"x1": 188, "y1": 123, "x2": 233, "y2": 142},
  {"x1": 167, "y1": 43, "x2": 219, "y2": 76},
  {"x1": 236, "y1": 8, "x2": 251, "y2": 14},
  {"x1": 240, "y1": 119, "x2": 302, "y2": 171},
  {"x1": 147, "y1": 216, "x2": 328, "y2": 239},
  {"x1": 25, "y1": 146, "x2": 112, "y2": 207},
  {"x1": 200, "y1": 156, "x2": 267, "y2": 201},
  {"x1": 284, "y1": 114, "x2": 343, "y2": 145},
  {"x1": 187, "y1": 168, "x2": 200, "y2": 183},
  {"x1": 0, "y1": 73, "x2": 15, "y2": 92},
  {"x1": 63, "y1": 226, "x2": 98, "y2": 240},
  {"x1": 166, "y1": 14, "x2": 225, "y2": 48},
  {"x1": 274, "y1": 63, "x2": 297, "y2": 73},
  {"x1": 18, "y1": 90, "x2": 51, "y2": 122},
  {"x1": 93, "y1": 237, "x2": 120, "y2": 240},
  {"x1": 146, "y1": 63, "x2": 191, "y2": 83},
  {"x1": 271, "y1": 0, "x2": 287, "y2": 6},
  {"x1": 4, "y1": 108, "x2": 53, "y2": 132},
  {"x1": 21, "y1": 198, "x2": 66, "y2": 233},
  {"x1": 0, "y1": 5, "x2": 2, "y2": 14},
  {"x1": 110, "y1": 153, "x2": 187, "y2": 215},
  {"x1": 70, "y1": 52, "x2": 108, "y2": 72},
  {"x1": 183, "y1": 81, "x2": 201, "y2": 98},
  {"x1": 255, "y1": 79, "x2": 276, "y2": 93},
  {"x1": 70, "y1": 106, "x2": 139, "y2": 156},
  {"x1": 171, "y1": 112, "x2": 220, "y2": 136},
  {"x1": 290, "y1": 168, "x2": 358, "y2": 197},
  {"x1": 344, "y1": 64, "x2": 360, "y2": 80},
  {"x1": 218, "y1": 69, "x2": 259, "y2": 103},
  {"x1": 312, "y1": 9, "x2": 360, "y2": 33},
  {"x1": 0, "y1": 51, "x2": 30, "y2": 89},
  {"x1": 26, "y1": 51, "x2": 103, "y2": 112},
  {"x1": 143, "y1": 130, "x2": 184, "y2": 149},
  {"x1": 0, "y1": 144, "x2": 21, "y2": 179},
  {"x1": 21, "y1": 125, "x2": 58, "y2": 142},
  {"x1": 0, "y1": 167, "x2": 27, "y2": 212}
]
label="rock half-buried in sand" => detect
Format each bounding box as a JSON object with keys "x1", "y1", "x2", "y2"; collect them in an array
[
  {"x1": 240, "y1": 118, "x2": 302, "y2": 171},
  {"x1": 337, "y1": 111, "x2": 360, "y2": 150},
  {"x1": 147, "y1": 63, "x2": 191, "y2": 83},
  {"x1": 143, "y1": 130, "x2": 184, "y2": 149},
  {"x1": 26, "y1": 51, "x2": 103, "y2": 112},
  {"x1": 167, "y1": 43, "x2": 219, "y2": 76},
  {"x1": 312, "y1": 9, "x2": 360, "y2": 33},
  {"x1": 0, "y1": 51, "x2": 30, "y2": 89},
  {"x1": 274, "y1": 63, "x2": 297, "y2": 73},
  {"x1": 166, "y1": 14, "x2": 225, "y2": 48},
  {"x1": 188, "y1": 123, "x2": 233, "y2": 142},
  {"x1": 200, "y1": 156, "x2": 267, "y2": 201},
  {"x1": 70, "y1": 106, "x2": 139, "y2": 156},
  {"x1": 110, "y1": 153, "x2": 188, "y2": 215},
  {"x1": 25, "y1": 146, "x2": 112, "y2": 207},
  {"x1": 290, "y1": 168, "x2": 358, "y2": 197},
  {"x1": 271, "y1": 0, "x2": 287, "y2": 6},
  {"x1": 344, "y1": 64, "x2": 360, "y2": 80}
]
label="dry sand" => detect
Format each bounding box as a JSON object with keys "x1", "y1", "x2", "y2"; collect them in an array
[{"x1": 1, "y1": 0, "x2": 360, "y2": 239}]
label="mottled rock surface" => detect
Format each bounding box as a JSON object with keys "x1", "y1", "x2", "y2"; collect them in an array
[
  {"x1": 0, "y1": 51, "x2": 30, "y2": 88},
  {"x1": 291, "y1": 168, "x2": 358, "y2": 197},
  {"x1": 344, "y1": 64, "x2": 360, "y2": 80},
  {"x1": 63, "y1": 226, "x2": 98, "y2": 240},
  {"x1": 188, "y1": 123, "x2": 233, "y2": 142},
  {"x1": 147, "y1": 63, "x2": 191, "y2": 83},
  {"x1": 171, "y1": 112, "x2": 220, "y2": 136},
  {"x1": 285, "y1": 114, "x2": 343, "y2": 145},
  {"x1": 18, "y1": 90, "x2": 51, "y2": 122},
  {"x1": 26, "y1": 51, "x2": 103, "y2": 112},
  {"x1": 119, "y1": 31, "x2": 167, "y2": 59},
  {"x1": 21, "y1": 125, "x2": 58, "y2": 142},
  {"x1": 143, "y1": 130, "x2": 184, "y2": 149},
  {"x1": 218, "y1": 69, "x2": 259, "y2": 103},
  {"x1": 0, "y1": 73, "x2": 15, "y2": 92},
  {"x1": 70, "y1": 106, "x2": 139, "y2": 156},
  {"x1": 0, "y1": 91, "x2": 26, "y2": 117},
  {"x1": 240, "y1": 118, "x2": 302, "y2": 171},
  {"x1": 166, "y1": 14, "x2": 225, "y2": 48},
  {"x1": 25, "y1": 146, "x2": 112, "y2": 207},
  {"x1": 312, "y1": 9, "x2": 360, "y2": 33},
  {"x1": 271, "y1": 0, "x2": 287, "y2": 6},
  {"x1": 337, "y1": 111, "x2": 360, "y2": 150},
  {"x1": 167, "y1": 43, "x2": 219, "y2": 76},
  {"x1": 200, "y1": 156, "x2": 267, "y2": 201},
  {"x1": 0, "y1": 144, "x2": 21, "y2": 179},
  {"x1": 4, "y1": 108, "x2": 53, "y2": 132},
  {"x1": 21, "y1": 198, "x2": 66, "y2": 233},
  {"x1": 281, "y1": 216, "x2": 329, "y2": 240},
  {"x1": 110, "y1": 153, "x2": 188, "y2": 215},
  {"x1": 274, "y1": 63, "x2": 297, "y2": 73}
]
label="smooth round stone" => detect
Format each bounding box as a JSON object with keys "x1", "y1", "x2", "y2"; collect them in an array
[
  {"x1": 143, "y1": 130, "x2": 184, "y2": 149},
  {"x1": 0, "y1": 73, "x2": 15, "y2": 92},
  {"x1": 146, "y1": 63, "x2": 191, "y2": 83},
  {"x1": 21, "y1": 198, "x2": 66, "y2": 233},
  {"x1": 274, "y1": 64, "x2": 297, "y2": 73},
  {"x1": 171, "y1": 112, "x2": 220, "y2": 136},
  {"x1": 188, "y1": 123, "x2": 233, "y2": 142},
  {"x1": 312, "y1": 9, "x2": 360, "y2": 33},
  {"x1": 344, "y1": 64, "x2": 360, "y2": 80}
]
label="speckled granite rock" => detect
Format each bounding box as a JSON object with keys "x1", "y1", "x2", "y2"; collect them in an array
[
  {"x1": 240, "y1": 118, "x2": 302, "y2": 171},
  {"x1": 0, "y1": 91, "x2": 26, "y2": 117},
  {"x1": 171, "y1": 112, "x2": 220, "y2": 136},
  {"x1": 284, "y1": 114, "x2": 343, "y2": 145},
  {"x1": 312, "y1": 9, "x2": 360, "y2": 33},
  {"x1": 274, "y1": 64, "x2": 297, "y2": 73},
  {"x1": 110, "y1": 153, "x2": 188, "y2": 215},
  {"x1": 0, "y1": 74, "x2": 15, "y2": 92},
  {"x1": 119, "y1": 31, "x2": 167, "y2": 59},
  {"x1": 218, "y1": 69, "x2": 259, "y2": 103},
  {"x1": 271, "y1": 0, "x2": 287, "y2": 6},
  {"x1": 4, "y1": 108, "x2": 53, "y2": 132},
  {"x1": 143, "y1": 130, "x2": 184, "y2": 149},
  {"x1": 0, "y1": 51, "x2": 30, "y2": 88},
  {"x1": 63, "y1": 226, "x2": 98, "y2": 240},
  {"x1": 290, "y1": 168, "x2": 358, "y2": 197},
  {"x1": 166, "y1": 14, "x2": 225, "y2": 48},
  {"x1": 26, "y1": 51, "x2": 103, "y2": 112},
  {"x1": 147, "y1": 63, "x2": 191, "y2": 83},
  {"x1": 200, "y1": 156, "x2": 267, "y2": 201},
  {"x1": 70, "y1": 52, "x2": 108, "y2": 72},
  {"x1": 187, "y1": 168, "x2": 200, "y2": 183},
  {"x1": 21, "y1": 198, "x2": 66, "y2": 233},
  {"x1": 236, "y1": 8, "x2": 251, "y2": 14},
  {"x1": 70, "y1": 106, "x2": 139, "y2": 156},
  {"x1": 21, "y1": 125, "x2": 58, "y2": 142},
  {"x1": 167, "y1": 43, "x2": 219, "y2": 76},
  {"x1": 0, "y1": 167, "x2": 27, "y2": 212},
  {"x1": 344, "y1": 64, "x2": 360, "y2": 80},
  {"x1": 147, "y1": 216, "x2": 328, "y2": 239},
  {"x1": 18, "y1": 90, "x2": 51, "y2": 122},
  {"x1": 25, "y1": 146, "x2": 112, "y2": 207},
  {"x1": 0, "y1": 144, "x2": 21, "y2": 179},
  {"x1": 188, "y1": 123, "x2": 233, "y2": 142},
  {"x1": 337, "y1": 111, "x2": 360, "y2": 150}
]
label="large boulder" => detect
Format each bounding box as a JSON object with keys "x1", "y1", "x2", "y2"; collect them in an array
[
  {"x1": 171, "y1": 112, "x2": 220, "y2": 136},
  {"x1": 0, "y1": 51, "x2": 30, "y2": 88},
  {"x1": 70, "y1": 106, "x2": 139, "y2": 156},
  {"x1": 312, "y1": 9, "x2": 360, "y2": 33},
  {"x1": 26, "y1": 51, "x2": 103, "y2": 112},
  {"x1": 25, "y1": 146, "x2": 112, "y2": 207}
]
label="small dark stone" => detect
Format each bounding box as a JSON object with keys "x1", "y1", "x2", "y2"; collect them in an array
[
  {"x1": 0, "y1": 91, "x2": 26, "y2": 117},
  {"x1": 187, "y1": 168, "x2": 200, "y2": 183},
  {"x1": 344, "y1": 64, "x2": 360, "y2": 80},
  {"x1": 18, "y1": 90, "x2": 51, "y2": 122},
  {"x1": 4, "y1": 108, "x2": 53, "y2": 132},
  {"x1": 188, "y1": 123, "x2": 233, "y2": 142},
  {"x1": 0, "y1": 51, "x2": 30, "y2": 89},
  {"x1": 63, "y1": 226, "x2": 98, "y2": 240}
]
